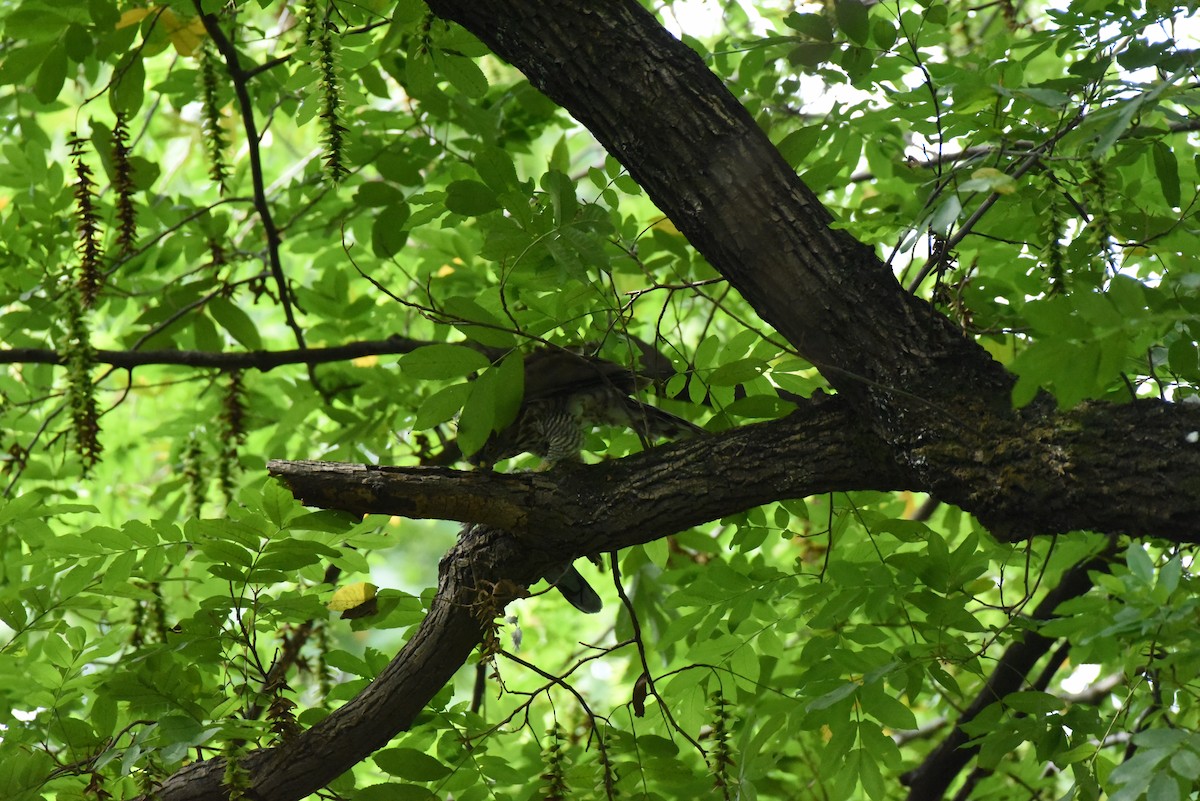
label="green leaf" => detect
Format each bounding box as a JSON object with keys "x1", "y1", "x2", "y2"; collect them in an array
[
  {"x1": 197, "y1": 539, "x2": 253, "y2": 567},
  {"x1": 855, "y1": 747, "x2": 886, "y2": 798},
  {"x1": 491, "y1": 351, "x2": 524, "y2": 431},
  {"x1": 404, "y1": 49, "x2": 437, "y2": 96},
  {"x1": 0, "y1": 46, "x2": 46, "y2": 85},
  {"x1": 1167, "y1": 339, "x2": 1198, "y2": 380},
  {"x1": 257, "y1": 540, "x2": 325, "y2": 571},
  {"x1": 835, "y1": 0, "x2": 870, "y2": 45},
  {"x1": 860, "y1": 682, "x2": 918, "y2": 729},
  {"x1": 356, "y1": 182, "x2": 405, "y2": 207},
  {"x1": 260, "y1": 480, "x2": 301, "y2": 528},
  {"x1": 442, "y1": 296, "x2": 514, "y2": 347},
  {"x1": 1151, "y1": 141, "x2": 1181, "y2": 208},
  {"x1": 724, "y1": 394, "x2": 794, "y2": 418},
  {"x1": 63, "y1": 23, "x2": 92, "y2": 61},
  {"x1": 413, "y1": 382, "x2": 472, "y2": 429},
  {"x1": 33, "y1": 45, "x2": 67, "y2": 104},
  {"x1": 788, "y1": 41, "x2": 836, "y2": 70},
  {"x1": 539, "y1": 170, "x2": 578, "y2": 226},
  {"x1": 777, "y1": 126, "x2": 822, "y2": 166},
  {"x1": 1157, "y1": 554, "x2": 1181, "y2": 595},
  {"x1": 456, "y1": 369, "x2": 498, "y2": 458},
  {"x1": 929, "y1": 195, "x2": 962, "y2": 235},
  {"x1": 1147, "y1": 770, "x2": 1181, "y2": 801},
  {"x1": 1125, "y1": 543, "x2": 1154, "y2": 586},
  {"x1": 708, "y1": 358, "x2": 768, "y2": 386},
  {"x1": 207, "y1": 297, "x2": 264, "y2": 350},
  {"x1": 371, "y1": 202, "x2": 411, "y2": 257},
  {"x1": 400, "y1": 344, "x2": 490, "y2": 380},
  {"x1": 109, "y1": 54, "x2": 145, "y2": 116},
  {"x1": 1170, "y1": 748, "x2": 1200, "y2": 781},
  {"x1": 0, "y1": 492, "x2": 49, "y2": 526},
  {"x1": 375, "y1": 746, "x2": 452, "y2": 780},
  {"x1": 1091, "y1": 99, "x2": 1142, "y2": 160},
  {"x1": 807, "y1": 681, "x2": 858, "y2": 711},
  {"x1": 5, "y1": 9, "x2": 69, "y2": 42},
  {"x1": 430, "y1": 50, "x2": 488, "y2": 98},
  {"x1": 1003, "y1": 691, "x2": 1062, "y2": 715},
  {"x1": 784, "y1": 13, "x2": 833, "y2": 41},
  {"x1": 474, "y1": 145, "x2": 519, "y2": 192},
  {"x1": 445, "y1": 179, "x2": 499, "y2": 216},
  {"x1": 871, "y1": 19, "x2": 897, "y2": 49},
  {"x1": 925, "y1": 3, "x2": 948, "y2": 26},
  {"x1": 358, "y1": 784, "x2": 437, "y2": 801}
]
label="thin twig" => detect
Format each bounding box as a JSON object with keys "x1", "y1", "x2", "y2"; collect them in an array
[{"x1": 193, "y1": 4, "x2": 307, "y2": 353}]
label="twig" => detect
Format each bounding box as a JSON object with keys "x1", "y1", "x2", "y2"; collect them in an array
[
  {"x1": 610, "y1": 551, "x2": 707, "y2": 756},
  {"x1": 193, "y1": 4, "x2": 307, "y2": 353},
  {"x1": 906, "y1": 107, "x2": 1087, "y2": 292}
]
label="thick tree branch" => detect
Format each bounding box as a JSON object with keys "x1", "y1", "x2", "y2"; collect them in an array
[
  {"x1": 419, "y1": 0, "x2": 1200, "y2": 536},
  {"x1": 267, "y1": 396, "x2": 1200, "y2": 544},
  {"x1": 144, "y1": 395, "x2": 1200, "y2": 801},
  {"x1": 268, "y1": 396, "x2": 910, "y2": 554}
]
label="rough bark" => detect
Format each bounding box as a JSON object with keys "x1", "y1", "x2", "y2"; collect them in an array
[
  {"x1": 421, "y1": 0, "x2": 1012, "y2": 413},
  {"x1": 267, "y1": 396, "x2": 1200, "y2": 545},
  {"x1": 268, "y1": 396, "x2": 909, "y2": 552}
]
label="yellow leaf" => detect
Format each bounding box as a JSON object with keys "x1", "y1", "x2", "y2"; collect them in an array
[
  {"x1": 116, "y1": 7, "x2": 207, "y2": 56},
  {"x1": 166, "y1": 14, "x2": 208, "y2": 57},
  {"x1": 970, "y1": 167, "x2": 1017, "y2": 195},
  {"x1": 116, "y1": 8, "x2": 154, "y2": 29},
  {"x1": 327, "y1": 581, "x2": 377, "y2": 611}
]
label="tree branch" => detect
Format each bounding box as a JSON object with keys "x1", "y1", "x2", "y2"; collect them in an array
[
  {"x1": 901, "y1": 544, "x2": 1116, "y2": 799},
  {"x1": 146, "y1": 524, "x2": 519, "y2": 801},
  {"x1": 268, "y1": 396, "x2": 910, "y2": 557},
  {"x1": 194, "y1": 4, "x2": 306, "y2": 351},
  {"x1": 425, "y1": 0, "x2": 1013, "y2": 417},
  {"x1": 267, "y1": 395, "x2": 1200, "y2": 544},
  {"x1": 0, "y1": 337, "x2": 438, "y2": 372},
  {"x1": 421, "y1": 0, "x2": 1200, "y2": 540}
]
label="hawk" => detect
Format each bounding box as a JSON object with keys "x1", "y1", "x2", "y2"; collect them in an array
[
  {"x1": 468, "y1": 347, "x2": 703, "y2": 613},
  {"x1": 471, "y1": 347, "x2": 704, "y2": 467}
]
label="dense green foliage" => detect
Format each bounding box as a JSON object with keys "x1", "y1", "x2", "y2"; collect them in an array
[{"x1": 1, "y1": 1, "x2": 1199, "y2": 800}]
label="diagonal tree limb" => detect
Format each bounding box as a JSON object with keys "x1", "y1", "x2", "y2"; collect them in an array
[
  {"x1": 148, "y1": 524, "x2": 521, "y2": 801},
  {"x1": 901, "y1": 544, "x2": 1117, "y2": 800},
  {"x1": 417, "y1": 0, "x2": 1200, "y2": 529},
  {"x1": 424, "y1": 0, "x2": 1012, "y2": 416}
]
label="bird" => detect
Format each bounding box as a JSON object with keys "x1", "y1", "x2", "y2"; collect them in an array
[
  {"x1": 470, "y1": 347, "x2": 704, "y2": 467},
  {"x1": 467, "y1": 346, "x2": 704, "y2": 614}
]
